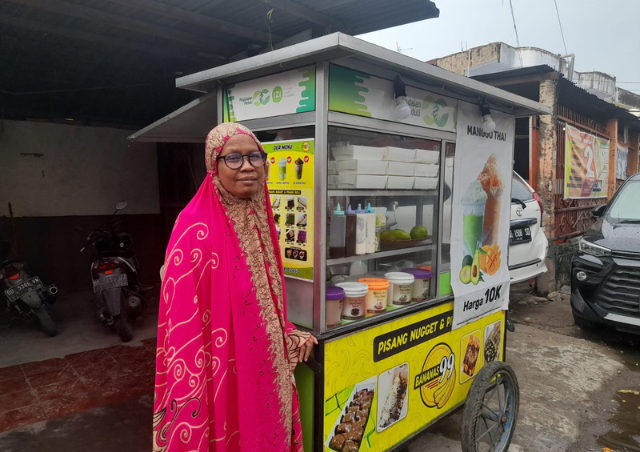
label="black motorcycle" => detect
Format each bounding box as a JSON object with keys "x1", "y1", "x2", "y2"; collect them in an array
[
  {"x1": 0, "y1": 241, "x2": 58, "y2": 336},
  {"x1": 80, "y1": 201, "x2": 145, "y2": 342}
]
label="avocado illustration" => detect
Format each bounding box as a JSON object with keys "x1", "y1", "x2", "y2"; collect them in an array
[
  {"x1": 410, "y1": 225, "x2": 429, "y2": 239},
  {"x1": 462, "y1": 255, "x2": 473, "y2": 267},
  {"x1": 381, "y1": 229, "x2": 412, "y2": 241},
  {"x1": 459, "y1": 265, "x2": 472, "y2": 284},
  {"x1": 471, "y1": 250, "x2": 481, "y2": 285}
]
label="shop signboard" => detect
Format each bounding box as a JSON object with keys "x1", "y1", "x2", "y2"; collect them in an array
[
  {"x1": 564, "y1": 125, "x2": 609, "y2": 199},
  {"x1": 223, "y1": 65, "x2": 316, "y2": 122},
  {"x1": 323, "y1": 302, "x2": 505, "y2": 451},
  {"x1": 617, "y1": 144, "x2": 628, "y2": 180},
  {"x1": 328, "y1": 65, "x2": 457, "y2": 133},
  {"x1": 450, "y1": 102, "x2": 514, "y2": 329},
  {"x1": 263, "y1": 139, "x2": 314, "y2": 280}
]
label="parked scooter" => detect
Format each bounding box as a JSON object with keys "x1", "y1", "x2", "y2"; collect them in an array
[
  {"x1": 0, "y1": 240, "x2": 58, "y2": 336},
  {"x1": 80, "y1": 201, "x2": 144, "y2": 342}
]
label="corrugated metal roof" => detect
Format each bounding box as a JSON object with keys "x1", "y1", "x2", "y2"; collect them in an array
[
  {"x1": 473, "y1": 65, "x2": 640, "y2": 131},
  {"x1": 0, "y1": 0, "x2": 439, "y2": 124}
]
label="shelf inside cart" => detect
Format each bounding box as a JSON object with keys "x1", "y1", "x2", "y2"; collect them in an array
[{"x1": 326, "y1": 241, "x2": 433, "y2": 266}]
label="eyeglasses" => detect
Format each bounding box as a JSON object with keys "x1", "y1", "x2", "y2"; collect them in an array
[{"x1": 216, "y1": 151, "x2": 267, "y2": 170}]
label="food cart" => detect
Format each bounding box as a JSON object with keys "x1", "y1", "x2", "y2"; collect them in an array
[{"x1": 131, "y1": 33, "x2": 550, "y2": 452}]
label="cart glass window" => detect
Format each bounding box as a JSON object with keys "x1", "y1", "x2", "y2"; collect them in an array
[{"x1": 325, "y1": 126, "x2": 441, "y2": 329}]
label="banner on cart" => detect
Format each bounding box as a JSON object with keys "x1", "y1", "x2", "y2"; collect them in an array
[
  {"x1": 564, "y1": 125, "x2": 610, "y2": 198},
  {"x1": 263, "y1": 139, "x2": 314, "y2": 280},
  {"x1": 450, "y1": 102, "x2": 514, "y2": 329},
  {"x1": 223, "y1": 65, "x2": 315, "y2": 122},
  {"x1": 617, "y1": 144, "x2": 628, "y2": 180},
  {"x1": 323, "y1": 302, "x2": 505, "y2": 451},
  {"x1": 328, "y1": 65, "x2": 458, "y2": 132}
]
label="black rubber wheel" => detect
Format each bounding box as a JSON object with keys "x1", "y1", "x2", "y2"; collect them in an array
[
  {"x1": 33, "y1": 305, "x2": 57, "y2": 337},
  {"x1": 461, "y1": 361, "x2": 519, "y2": 452},
  {"x1": 114, "y1": 314, "x2": 133, "y2": 342}
]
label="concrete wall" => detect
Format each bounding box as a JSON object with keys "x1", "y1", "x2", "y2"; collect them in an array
[
  {"x1": 1, "y1": 120, "x2": 160, "y2": 217},
  {"x1": 1, "y1": 120, "x2": 164, "y2": 292},
  {"x1": 434, "y1": 43, "x2": 501, "y2": 75}
]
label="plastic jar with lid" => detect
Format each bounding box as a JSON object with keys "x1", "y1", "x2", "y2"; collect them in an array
[
  {"x1": 325, "y1": 286, "x2": 345, "y2": 328},
  {"x1": 385, "y1": 272, "x2": 415, "y2": 306},
  {"x1": 358, "y1": 278, "x2": 390, "y2": 315},
  {"x1": 402, "y1": 268, "x2": 432, "y2": 302},
  {"x1": 336, "y1": 282, "x2": 368, "y2": 321}
]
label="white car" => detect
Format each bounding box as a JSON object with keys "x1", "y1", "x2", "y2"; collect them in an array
[{"x1": 509, "y1": 172, "x2": 548, "y2": 283}]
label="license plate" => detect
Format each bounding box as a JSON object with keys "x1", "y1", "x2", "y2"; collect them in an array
[
  {"x1": 93, "y1": 274, "x2": 128, "y2": 293},
  {"x1": 4, "y1": 277, "x2": 43, "y2": 303},
  {"x1": 510, "y1": 227, "x2": 532, "y2": 244}
]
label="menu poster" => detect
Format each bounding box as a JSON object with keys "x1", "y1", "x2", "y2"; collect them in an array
[
  {"x1": 450, "y1": 102, "x2": 514, "y2": 329},
  {"x1": 264, "y1": 139, "x2": 314, "y2": 281}
]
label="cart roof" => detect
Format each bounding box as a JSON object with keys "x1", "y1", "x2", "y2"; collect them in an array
[{"x1": 130, "y1": 33, "x2": 550, "y2": 142}]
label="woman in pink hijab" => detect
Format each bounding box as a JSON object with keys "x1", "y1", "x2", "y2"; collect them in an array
[{"x1": 153, "y1": 123, "x2": 317, "y2": 452}]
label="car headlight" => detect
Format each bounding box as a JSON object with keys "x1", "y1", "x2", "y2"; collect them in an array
[{"x1": 579, "y1": 238, "x2": 610, "y2": 257}]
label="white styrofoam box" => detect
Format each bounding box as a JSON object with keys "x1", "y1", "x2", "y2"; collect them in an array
[
  {"x1": 414, "y1": 164, "x2": 439, "y2": 177},
  {"x1": 386, "y1": 176, "x2": 415, "y2": 189},
  {"x1": 332, "y1": 145, "x2": 385, "y2": 161},
  {"x1": 383, "y1": 146, "x2": 417, "y2": 162},
  {"x1": 328, "y1": 161, "x2": 338, "y2": 175},
  {"x1": 414, "y1": 149, "x2": 440, "y2": 164},
  {"x1": 328, "y1": 175, "x2": 339, "y2": 187},
  {"x1": 337, "y1": 174, "x2": 388, "y2": 189},
  {"x1": 336, "y1": 159, "x2": 389, "y2": 175},
  {"x1": 414, "y1": 177, "x2": 439, "y2": 190},
  {"x1": 386, "y1": 162, "x2": 415, "y2": 176}
]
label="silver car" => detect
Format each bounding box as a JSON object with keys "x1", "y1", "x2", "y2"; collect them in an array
[{"x1": 509, "y1": 172, "x2": 548, "y2": 283}]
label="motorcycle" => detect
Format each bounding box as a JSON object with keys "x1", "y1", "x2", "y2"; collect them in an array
[
  {"x1": 0, "y1": 240, "x2": 58, "y2": 336},
  {"x1": 80, "y1": 201, "x2": 144, "y2": 342}
]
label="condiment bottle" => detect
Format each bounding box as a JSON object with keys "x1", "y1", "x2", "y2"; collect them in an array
[
  {"x1": 365, "y1": 203, "x2": 376, "y2": 254},
  {"x1": 345, "y1": 204, "x2": 357, "y2": 257},
  {"x1": 329, "y1": 203, "x2": 346, "y2": 258},
  {"x1": 355, "y1": 204, "x2": 367, "y2": 255}
]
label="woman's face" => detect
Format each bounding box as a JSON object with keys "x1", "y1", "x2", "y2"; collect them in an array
[{"x1": 217, "y1": 134, "x2": 265, "y2": 199}]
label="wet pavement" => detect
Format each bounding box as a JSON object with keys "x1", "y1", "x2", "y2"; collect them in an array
[
  {"x1": 509, "y1": 284, "x2": 640, "y2": 452},
  {"x1": 0, "y1": 284, "x2": 638, "y2": 451}
]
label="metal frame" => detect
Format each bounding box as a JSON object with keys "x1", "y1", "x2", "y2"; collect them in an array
[
  {"x1": 231, "y1": 112, "x2": 317, "y2": 133},
  {"x1": 175, "y1": 33, "x2": 550, "y2": 119},
  {"x1": 313, "y1": 62, "x2": 330, "y2": 337},
  {"x1": 327, "y1": 111, "x2": 457, "y2": 142}
]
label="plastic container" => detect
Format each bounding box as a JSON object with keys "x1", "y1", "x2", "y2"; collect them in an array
[
  {"x1": 365, "y1": 203, "x2": 376, "y2": 254},
  {"x1": 326, "y1": 286, "x2": 345, "y2": 329},
  {"x1": 385, "y1": 272, "x2": 415, "y2": 306},
  {"x1": 345, "y1": 205, "x2": 357, "y2": 257},
  {"x1": 358, "y1": 278, "x2": 390, "y2": 315},
  {"x1": 349, "y1": 260, "x2": 368, "y2": 276},
  {"x1": 355, "y1": 204, "x2": 367, "y2": 256},
  {"x1": 329, "y1": 204, "x2": 346, "y2": 258},
  {"x1": 374, "y1": 207, "x2": 387, "y2": 252},
  {"x1": 403, "y1": 268, "x2": 433, "y2": 302},
  {"x1": 337, "y1": 282, "x2": 368, "y2": 321}
]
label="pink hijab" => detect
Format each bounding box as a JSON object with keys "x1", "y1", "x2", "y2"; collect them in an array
[{"x1": 153, "y1": 123, "x2": 310, "y2": 452}]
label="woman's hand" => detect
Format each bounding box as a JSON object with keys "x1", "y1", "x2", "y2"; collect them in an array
[{"x1": 301, "y1": 334, "x2": 318, "y2": 362}]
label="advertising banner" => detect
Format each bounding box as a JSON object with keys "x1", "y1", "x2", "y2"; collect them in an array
[
  {"x1": 617, "y1": 144, "x2": 628, "y2": 180},
  {"x1": 451, "y1": 102, "x2": 514, "y2": 329},
  {"x1": 564, "y1": 125, "x2": 609, "y2": 199},
  {"x1": 263, "y1": 139, "x2": 314, "y2": 280},
  {"x1": 224, "y1": 65, "x2": 315, "y2": 122},
  {"x1": 323, "y1": 302, "x2": 505, "y2": 451},
  {"x1": 329, "y1": 65, "x2": 457, "y2": 132}
]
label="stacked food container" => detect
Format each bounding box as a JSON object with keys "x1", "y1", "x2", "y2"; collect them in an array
[{"x1": 328, "y1": 145, "x2": 439, "y2": 190}]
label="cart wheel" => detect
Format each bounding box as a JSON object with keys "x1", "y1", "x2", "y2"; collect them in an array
[{"x1": 461, "y1": 361, "x2": 519, "y2": 452}]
